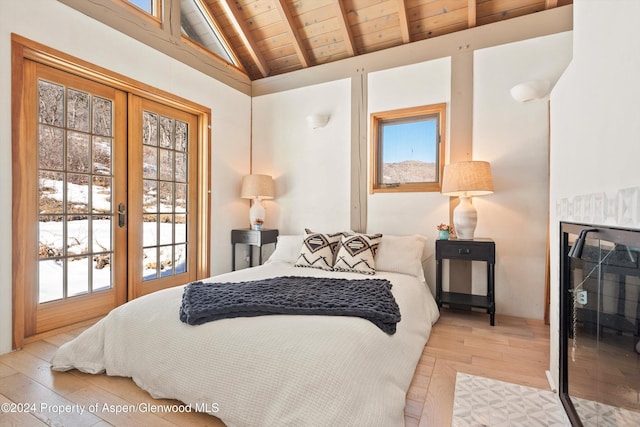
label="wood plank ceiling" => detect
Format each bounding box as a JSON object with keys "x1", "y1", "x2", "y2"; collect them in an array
[{"x1": 204, "y1": 0, "x2": 573, "y2": 81}]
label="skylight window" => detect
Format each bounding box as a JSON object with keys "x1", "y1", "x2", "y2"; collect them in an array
[
  {"x1": 180, "y1": 0, "x2": 238, "y2": 66},
  {"x1": 126, "y1": 0, "x2": 155, "y2": 15}
]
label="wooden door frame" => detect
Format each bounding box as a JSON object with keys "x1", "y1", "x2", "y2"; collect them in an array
[{"x1": 11, "y1": 34, "x2": 211, "y2": 349}]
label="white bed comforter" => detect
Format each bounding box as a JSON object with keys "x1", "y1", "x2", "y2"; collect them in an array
[{"x1": 51, "y1": 261, "x2": 439, "y2": 426}]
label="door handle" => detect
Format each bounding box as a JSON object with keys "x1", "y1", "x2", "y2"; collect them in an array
[
  {"x1": 118, "y1": 203, "x2": 126, "y2": 228},
  {"x1": 458, "y1": 248, "x2": 471, "y2": 255}
]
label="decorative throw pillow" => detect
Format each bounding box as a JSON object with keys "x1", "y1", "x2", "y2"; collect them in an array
[
  {"x1": 333, "y1": 233, "x2": 383, "y2": 275},
  {"x1": 294, "y1": 230, "x2": 345, "y2": 271}
]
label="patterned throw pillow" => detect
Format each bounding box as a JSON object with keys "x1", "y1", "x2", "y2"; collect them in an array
[
  {"x1": 294, "y1": 230, "x2": 345, "y2": 271},
  {"x1": 333, "y1": 233, "x2": 383, "y2": 275}
]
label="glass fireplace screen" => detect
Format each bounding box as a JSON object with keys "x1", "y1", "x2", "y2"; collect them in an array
[{"x1": 560, "y1": 223, "x2": 640, "y2": 426}]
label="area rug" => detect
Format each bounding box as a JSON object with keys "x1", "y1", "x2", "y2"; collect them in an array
[{"x1": 451, "y1": 372, "x2": 569, "y2": 426}]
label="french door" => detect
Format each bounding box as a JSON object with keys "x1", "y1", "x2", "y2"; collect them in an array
[
  {"x1": 14, "y1": 58, "x2": 201, "y2": 342},
  {"x1": 127, "y1": 97, "x2": 198, "y2": 299},
  {"x1": 21, "y1": 61, "x2": 128, "y2": 336}
]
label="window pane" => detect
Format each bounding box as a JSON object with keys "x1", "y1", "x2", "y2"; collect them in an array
[
  {"x1": 175, "y1": 244, "x2": 186, "y2": 274},
  {"x1": 92, "y1": 96, "x2": 113, "y2": 136},
  {"x1": 160, "y1": 245, "x2": 175, "y2": 277},
  {"x1": 67, "y1": 132, "x2": 90, "y2": 173},
  {"x1": 380, "y1": 118, "x2": 437, "y2": 185},
  {"x1": 93, "y1": 254, "x2": 112, "y2": 292},
  {"x1": 39, "y1": 216, "x2": 63, "y2": 259},
  {"x1": 160, "y1": 218, "x2": 173, "y2": 245},
  {"x1": 175, "y1": 183, "x2": 187, "y2": 212},
  {"x1": 39, "y1": 260, "x2": 64, "y2": 303},
  {"x1": 127, "y1": 0, "x2": 153, "y2": 14},
  {"x1": 176, "y1": 121, "x2": 188, "y2": 151},
  {"x1": 67, "y1": 174, "x2": 90, "y2": 213},
  {"x1": 67, "y1": 256, "x2": 90, "y2": 297},
  {"x1": 143, "y1": 111, "x2": 158, "y2": 146},
  {"x1": 39, "y1": 171, "x2": 64, "y2": 214},
  {"x1": 175, "y1": 214, "x2": 187, "y2": 243},
  {"x1": 143, "y1": 214, "x2": 158, "y2": 247},
  {"x1": 159, "y1": 116, "x2": 174, "y2": 148},
  {"x1": 143, "y1": 180, "x2": 158, "y2": 213},
  {"x1": 92, "y1": 216, "x2": 111, "y2": 252},
  {"x1": 143, "y1": 247, "x2": 158, "y2": 281},
  {"x1": 93, "y1": 176, "x2": 112, "y2": 214},
  {"x1": 143, "y1": 146, "x2": 158, "y2": 179},
  {"x1": 67, "y1": 89, "x2": 90, "y2": 132},
  {"x1": 93, "y1": 136, "x2": 112, "y2": 175},
  {"x1": 160, "y1": 149, "x2": 174, "y2": 181},
  {"x1": 38, "y1": 80, "x2": 64, "y2": 126},
  {"x1": 180, "y1": 0, "x2": 235, "y2": 65},
  {"x1": 159, "y1": 181, "x2": 174, "y2": 213},
  {"x1": 39, "y1": 125, "x2": 64, "y2": 171},
  {"x1": 175, "y1": 152, "x2": 187, "y2": 182}
]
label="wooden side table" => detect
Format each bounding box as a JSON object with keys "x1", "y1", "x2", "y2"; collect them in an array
[
  {"x1": 435, "y1": 238, "x2": 496, "y2": 325},
  {"x1": 231, "y1": 229, "x2": 279, "y2": 271}
]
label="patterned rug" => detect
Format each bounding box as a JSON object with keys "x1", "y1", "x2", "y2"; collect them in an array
[{"x1": 452, "y1": 373, "x2": 569, "y2": 426}]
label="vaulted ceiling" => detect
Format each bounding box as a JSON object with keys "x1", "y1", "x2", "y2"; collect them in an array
[{"x1": 204, "y1": 0, "x2": 573, "y2": 81}]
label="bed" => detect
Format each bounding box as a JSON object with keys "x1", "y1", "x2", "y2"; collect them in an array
[{"x1": 51, "y1": 233, "x2": 440, "y2": 426}]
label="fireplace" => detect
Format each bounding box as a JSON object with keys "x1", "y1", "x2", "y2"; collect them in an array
[{"x1": 559, "y1": 222, "x2": 640, "y2": 425}]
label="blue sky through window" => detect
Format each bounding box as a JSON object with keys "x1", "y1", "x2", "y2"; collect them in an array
[
  {"x1": 382, "y1": 119, "x2": 437, "y2": 164},
  {"x1": 128, "y1": 0, "x2": 152, "y2": 13}
]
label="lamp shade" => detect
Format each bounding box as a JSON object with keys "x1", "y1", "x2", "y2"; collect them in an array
[
  {"x1": 441, "y1": 161, "x2": 494, "y2": 197},
  {"x1": 241, "y1": 174, "x2": 275, "y2": 200}
]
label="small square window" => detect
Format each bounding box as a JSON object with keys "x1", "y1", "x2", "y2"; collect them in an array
[{"x1": 370, "y1": 104, "x2": 446, "y2": 193}]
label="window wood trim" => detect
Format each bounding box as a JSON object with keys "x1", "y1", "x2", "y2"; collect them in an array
[
  {"x1": 369, "y1": 103, "x2": 446, "y2": 194},
  {"x1": 56, "y1": 0, "x2": 251, "y2": 95},
  {"x1": 11, "y1": 34, "x2": 211, "y2": 349}
]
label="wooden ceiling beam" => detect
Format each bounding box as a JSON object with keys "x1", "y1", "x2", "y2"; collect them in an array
[
  {"x1": 396, "y1": 0, "x2": 411, "y2": 43},
  {"x1": 545, "y1": 0, "x2": 559, "y2": 8},
  {"x1": 274, "y1": 0, "x2": 311, "y2": 68},
  {"x1": 468, "y1": 0, "x2": 477, "y2": 28},
  {"x1": 333, "y1": 0, "x2": 356, "y2": 57},
  {"x1": 220, "y1": 0, "x2": 270, "y2": 78}
]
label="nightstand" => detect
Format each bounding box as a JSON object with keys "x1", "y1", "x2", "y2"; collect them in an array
[
  {"x1": 231, "y1": 229, "x2": 279, "y2": 271},
  {"x1": 435, "y1": 238, "x2": 496, "y2": 325}
]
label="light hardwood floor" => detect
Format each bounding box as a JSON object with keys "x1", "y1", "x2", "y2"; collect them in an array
[{"x1": 0, "y1": 309, "x2": 550, "y2": 426}]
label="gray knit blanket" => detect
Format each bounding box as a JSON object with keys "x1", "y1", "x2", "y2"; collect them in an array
[{"x1": 179, "y1": 276, "x2": 401, "y2": 334}]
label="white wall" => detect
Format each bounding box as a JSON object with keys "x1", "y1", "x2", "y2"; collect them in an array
[
  {"x1": 549, "y1": 0, "x2": 640, "y2": 387},
  {"x1": 252, "y1": 35, "x2": 572, "y2": 312},
  {"x1": 251, "y1": 79, "x2": 352, "y2": 234},
  {"x1": 473, "y1": 33, "x2": 572, "y2": 319},
  {"x1": 0, "y1": 0, "x2": 251, "y2": 354},
  {"x1": 367, "y1": 58, "x2": 451, "y2": 292}
]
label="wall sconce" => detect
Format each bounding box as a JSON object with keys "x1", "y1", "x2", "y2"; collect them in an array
[
  {"x1": 306, "y1": 114, "x2": 330, "y2": 129},
  {"x1": 510, "y1": 80, "x2": 550, "y2": 103}
]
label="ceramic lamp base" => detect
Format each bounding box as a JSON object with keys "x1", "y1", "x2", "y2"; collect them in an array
[
  {"x1": 249, "y1": 199, "x2": 266, "y2": 230},
  {"x1": 453, "y1": 196, "x2": 477, "y2": 240}
]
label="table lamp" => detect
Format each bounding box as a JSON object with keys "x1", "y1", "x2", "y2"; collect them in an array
[
  {"x1": 441, "y1": 161, "x2": 494, "y2": 240},
  {"x1": 241, "y1": 174, "x2": 274, "y2": 230}
]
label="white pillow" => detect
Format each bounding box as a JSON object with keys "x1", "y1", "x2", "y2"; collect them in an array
[
  {"x1": 374, "y1": 234, "x2": 427, "y2": 281},
  {"x1": 265, "y1": 235, "x2": 304, "y2": 264}
]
